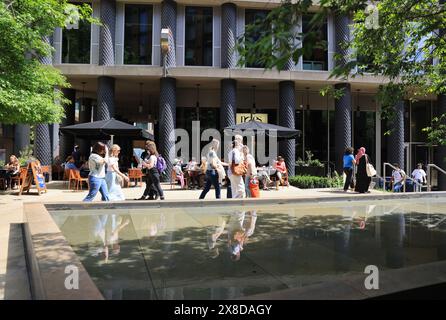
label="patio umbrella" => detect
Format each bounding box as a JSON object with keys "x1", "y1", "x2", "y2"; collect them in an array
[
  {"x1": 60, "y1": 118, "x2": 154, "y2": 144},
  {"x1": 224, "y1": 120, "x2": 301, "y2": 138}
]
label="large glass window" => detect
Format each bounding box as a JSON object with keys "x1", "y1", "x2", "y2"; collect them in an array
[
  {"x1": 185, "y1": 7, "x2": 213, "y2": 66},
  {"x1": 302, "y1": 14, "x2": 328, "y2": 71},
  {"x1": 62, "y1": 3, "x2": 91, "y2": 64},
  {"x1": 245, "y1": 10, "x2": 270, "y2": 68},
  {"x1": 124, "y1": 4, "x2": 153, "y2": 65}
]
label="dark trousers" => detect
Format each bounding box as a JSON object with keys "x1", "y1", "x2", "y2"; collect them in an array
[
  {"x1": 343, "y1": 168, "x2": 354, "y2": 191},
  {"x1": 149, "y1": 168, "x2": 164, "y2": 198},
  {"x1": 199, "y1": 170, "x2": 221, "y2": 199},
  {"x1": 143, "y1": 173, "x2": 154, "y2": 197}
]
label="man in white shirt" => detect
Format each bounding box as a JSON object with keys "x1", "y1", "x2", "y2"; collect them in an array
[
  {"x1": 392, "y1": 163, "x2": 406, "y2": 192},
  {"x1": 411, "y1": 163, "x2": 427, "y2": 191}
]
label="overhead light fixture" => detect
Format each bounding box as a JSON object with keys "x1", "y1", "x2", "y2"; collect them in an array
[
  {"x1": 196, "y1": 84, "x2": 200, "y2": 121},
  {"x1": 81, "y1": 82, "x2": 86, "y2": 112},
  {"x1": 138, "y1": 82, "x2": 143, "y2": 113},
  {"x1": 306, "y1": 87, "x2": 310, "y2": 110},
  {"x1": 251, "y1": 85, "x2": 257, "y2": 119}
]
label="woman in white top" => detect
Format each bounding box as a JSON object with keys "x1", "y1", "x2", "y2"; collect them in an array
[
  {"x1": 83, "y1": 142, "x2": 110, "y2": 202},
  {"x1": 199, "y1": 139, "x2": 222, "y2": 199},
  {"x1": 105, "y1": 144, "x2": 129, "y2": 201}
]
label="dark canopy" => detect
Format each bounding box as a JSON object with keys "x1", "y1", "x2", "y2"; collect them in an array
[
  {"x1": 224, "y1": 120, "x2": 301, "y2": 138},
  {"x1": 60, "y1": 118, "x2": 154, "y2": 140}
]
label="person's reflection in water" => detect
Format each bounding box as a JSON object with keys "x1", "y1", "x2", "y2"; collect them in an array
[
  {"x1": 91, "y1": 214, "x2": 130, "y2": 263},
  {"x1": 207, "y1": 210, "x2": 257, "y2": 261},
  {"x1": 148, "y1": 212, "x2": 166, "y2": 237}
]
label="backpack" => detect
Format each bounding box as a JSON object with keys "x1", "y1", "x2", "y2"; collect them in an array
[{"x1": 156, "y1": 155, "x2": 167, "y2": 173}]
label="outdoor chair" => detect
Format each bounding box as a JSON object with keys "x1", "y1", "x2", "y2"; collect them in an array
[
  {"x1": 69, "y1": 169, "x2": 89, "y2": 191},
  {"x1": 11, "y1": 168, "x2": 28, "y2": 190},
  {"x1": 170, "y1": 169, "x2": 188, "y2": 189},
  {"x1": 128, "y1": 168, "x2": 143, "y2": 187}
]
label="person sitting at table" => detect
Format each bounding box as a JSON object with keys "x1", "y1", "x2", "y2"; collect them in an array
[
  {"x1": 3, "y1": 155, "x2": 20, "y2": 189},
  {"x1": 185, "y1": 157, "x2": 199, "y2": 189},
  {"x1": 64, "y1": 156, "x2": 79, "y2": 171},
  {"x1": 273, "y1": 156, "x2": 288, "y2": 188},
  {"x1": 173, "y1": 159, "x2": 186, "y2": 189}
]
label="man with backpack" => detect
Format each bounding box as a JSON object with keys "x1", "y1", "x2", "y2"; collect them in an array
[{"x1": 137, "y1": 140, "x2": 165, "y2": 200}]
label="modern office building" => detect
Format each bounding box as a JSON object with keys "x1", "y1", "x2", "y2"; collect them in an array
[{"x1": 1, "y1": 0, "x2": 445, "y2": 188}]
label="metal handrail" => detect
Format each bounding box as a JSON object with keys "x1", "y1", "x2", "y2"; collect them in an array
[
  {"x1": 383, "y1": 162, "x2": 423, "y2": 192},
  {"x1": 426, "y1": 164, "x2": 446, "y2": 191}
]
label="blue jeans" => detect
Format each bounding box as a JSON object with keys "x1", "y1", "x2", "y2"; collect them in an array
[
  {"x1": 83, "y1": 176, "x2": 110, "y2": 202},
  {"x1": 199, "y1": 170, "x2": 221, "y2": 199},
  {"x1": 245, "y1": 175, "x2": 251, "y2": 198},
  {"x1": 393, "y1": 181, "x2": 403, "y2": 192}
]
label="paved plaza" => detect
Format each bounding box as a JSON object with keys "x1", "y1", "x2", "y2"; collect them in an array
[{"x1": 0, "y1": 181, "x2": 388, "y2": 300}]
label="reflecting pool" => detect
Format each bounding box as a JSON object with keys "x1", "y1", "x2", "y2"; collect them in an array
[{"x1": 49, "y1": 198, "x2": 446, "y2": 299}]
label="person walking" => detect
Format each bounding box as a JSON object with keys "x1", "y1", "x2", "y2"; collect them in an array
[
  {"x1": 138, "y1": 140, "x2": 154, "y2": 200},
  {"x1": 105, "y1": 144, "x2": 129, "y2": 201},
  {"x1": 141, "y1": 141, "x2": 164, "y2": 200},
  {"x1": 392, "y1": 163, "x2": 406, "y2": 192},
  {"x1": 411, "y1": 163, "x2": 427, "y2": 192},
  {"x1": 199, "y1": 139, "x2": 222, "y2": 199},
  {"x1": 242, "y1": 145, "x2": 257, "y2": 197},
  {"x1": 83, "y1": 142, "x2": 110, "y2": 202},
  {"x1": 228, "y1": 139, "x2": 246, "y2": 198},
  {"x1": 354, "y1": 147, "x2": 372, "y2": 194},
  {"x1": 343, "y1": 147, "x2": 356, "y2": 192}
]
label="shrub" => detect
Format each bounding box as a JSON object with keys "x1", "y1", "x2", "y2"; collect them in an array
[{"x1": 289, "y1": 174, "x2": 343, "y2": 189}]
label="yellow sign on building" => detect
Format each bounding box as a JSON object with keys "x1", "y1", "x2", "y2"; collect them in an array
[{"x1": 236, "y1": 113, "x2": 268, "y2": 124}]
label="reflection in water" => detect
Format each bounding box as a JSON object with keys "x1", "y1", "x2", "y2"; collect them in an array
[
  {"x1": 51, "y1": 200, "x2": 446, "y2": 300},
  {"x1": 207, "y1": 210, "x2": 257, "y2": 261}
]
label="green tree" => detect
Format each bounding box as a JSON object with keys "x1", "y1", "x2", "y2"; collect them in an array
[
  {"x1": 0, "y1": 0, "x2": 94, "y2": 124},
  {"x1": 237, "y1": 0, "x2": 446, "y2": 144}
]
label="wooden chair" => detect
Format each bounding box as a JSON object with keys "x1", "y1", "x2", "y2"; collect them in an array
[
  {"x1": 69, "y1": 169, "x2": 89, "y2": 191},
  {"x1": 128, "y1": 168, "x2": 143, "y2": 187},
  {"x1": 11, "y1": 168, "x2": 28, "y2": 190}
]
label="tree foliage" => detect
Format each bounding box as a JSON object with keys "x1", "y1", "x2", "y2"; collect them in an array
[
  {"x1": 237, "y1": 0, "x2": 446, "y2": 144},
  {"x1": 0, "y1": 0, "x2": 94, "y2": 124}
]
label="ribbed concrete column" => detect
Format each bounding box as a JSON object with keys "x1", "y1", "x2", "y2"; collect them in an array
[
  {"x1": 13, "y1": 124, "x2": 30, "y2": 155},
  {"x1": 334, "y1": 14, "x2": 351, "y2": 68},
  {"x1": 279, "y1": 81, "x2": 296, "y2": 176},
  {"x1": 159, "y1": 77, "x2": 176, "y2": 179},
  {"x1": 387, "y1": 101, "x2": 405, "y2": 169},
  {"x1": 35, "y1": 35, "x2": 53, "y2": 165},
  {"x1": 99, "y1": 0, "x2": 116, "y2": 66},
  {"x1": 220, "y1": 79, "x2": 237, "y2": 129},
  {"x1": 79, "y1": 98, "x2": 93, "y2": 158},
  {"x1": 221, "y1": 2, "x2": 237, "y2": 68},
  {"x1": 435, "y1": 94, "x2": 446, "y2": 190},
  {"x1": 334, "y1": 83, "x2": 352, "y2": 173},
  {"x1": 59, "y1": 88, "x2": 76, "y2": 160},
  {"x1": 333, "y1": 14, "x2": 352, "y2": 174},
  {"x1": 97, "y1": 76, "x2": 115, "y2": 120},
  {"x1": 35, "y1": 124, "x2": 52, "y2": 165},
  {"x1": 161, "y1": 0, "x2": 177, "y2": 67}
]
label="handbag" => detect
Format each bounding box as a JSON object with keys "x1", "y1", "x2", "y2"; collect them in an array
[
  {"x1": 230, "y1": 152, "x2": 247, "y2": 176},
  {"x1": 365, "y1": 155, "x2": 377, "y2": 177},
  {"x1": 115, "y1": 173, "x2": 123, "y2": 185}
]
